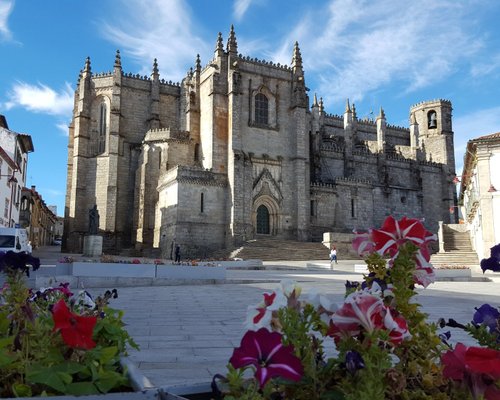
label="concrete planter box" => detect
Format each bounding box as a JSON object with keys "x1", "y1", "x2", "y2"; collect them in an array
[
  {"x1": 162, "y1": 382, "x2": 212, "y2": 400},
  {"x1": 216, "y1": 259, "x2": 263, "y2": 269},
  {"x1": 156, "y1": 265, "x2": 226, "y2": 280},
  {"x1": 435, "y1": 268, "x2": 471, "y2": 279},
  {"x1": 71, "y1": 262, "x2": 156, "y2": 278}
]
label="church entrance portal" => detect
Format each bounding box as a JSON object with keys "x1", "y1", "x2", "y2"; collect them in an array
[{"x1": 256, "y1": 205, "x2": 270, "y2": 234}]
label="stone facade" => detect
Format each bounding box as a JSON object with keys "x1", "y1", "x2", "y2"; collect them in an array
[
  {"x1": 459, "y1": 132, "x2": 500, "y2": 260},
  {"x1": 19, "y1": 186, "x2": 57, "y2": 248},
  {"x1": 63, "y1": 27, "x2": 457, "y2": 257}
]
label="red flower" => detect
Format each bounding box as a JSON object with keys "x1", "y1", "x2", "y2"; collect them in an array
[
  {"x1": 229, "y1": 328, "x2": 303, "y2": 388},
  {"x1": 441, "y1": 342, "x2": 467, "y2": 381},
  {"x1": 330, "y1": 292, "x2": 386, "y2": 337},
  {"x1": 352, "y1": 231, "x2": 375, "y2": 256},
  {"x1": 442, "y1": 343, "x2": 500, "y2": 399},
  {"x1": 52, "y1": 299, "x2": 97, "y2": 349},
  {"x1": 465, "y1": 346, "x2": 500, "y2": 379},
  {"x1": 329, "y1": 291, "x2": 410, "y2": 345},
  {"x1": 372, "y1": 216, "x2": 433, "y2": 257}
]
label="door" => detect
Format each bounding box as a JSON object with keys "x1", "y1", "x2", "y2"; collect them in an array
[{"x1": 256, "y1": 205, "x2": 270, "y2": 234}]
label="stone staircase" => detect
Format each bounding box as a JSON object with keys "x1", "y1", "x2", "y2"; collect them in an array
[
  {"x1": 222, "y1": 237, "x2": 331, "y2": 261},
  {"x1": 430, "y1": 225, "x2": 479, "y2": 269}
]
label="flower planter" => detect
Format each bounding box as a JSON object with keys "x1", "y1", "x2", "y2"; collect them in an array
[
  {"x1": 5, "y1": 358, "x2": 158, "y2": 400},
  {"x1": 160, "y1": 382, "x2": 213, "y2": 400}
]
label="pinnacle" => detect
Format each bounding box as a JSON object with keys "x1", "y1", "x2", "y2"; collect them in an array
[
  {"x1": 152, "y1": 58, "x2": 159, "y2": 76},
  {"x1": 215, "y1": 32, "x2": 224, "y2": 54},
  {"x1": 84, "y1": 56, "x2": 91, "y2": 72},
  {"x1": 114, "y1": 50, "x2": 121, "y2": 68},
  {"x1": 345, "y1": 98, "x2": 351, "y2": 113},
  {"x1": 313, "y1": 93, "x2": 318, "y2": 107},
  {"x1": 379, "y1": 106, "x2": 385, "y2": 119},
  {"x1": 195, "y1": 54, "x2": 201, "y2": 71},
  {"x1": 227, "y1": 24, "x2": 237, "y2": 53},
  {"x1": 292, "y1": 41, "x2": 303, "y2": 69}
]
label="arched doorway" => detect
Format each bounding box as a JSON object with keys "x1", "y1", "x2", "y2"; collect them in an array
[{"x1": 256, "y1": 205, "x2": 270, "y2": 234}]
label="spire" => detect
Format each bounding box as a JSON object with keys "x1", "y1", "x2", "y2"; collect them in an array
[
  {"x1": 114, "y1": 50, "x2": 121, "y2": 68},
  {"x1": 291, "y1": 41, "x2": 303, "y2": 74},
  {"x1": 215, "y1": 32, "x2": 224, "y2": 57},
  {"x1": 227, "y1": 24, "x2": 238, "y2": 54},
  {"x1": 378, "y1": 106, "x2": 385, "y2": 120},
  {"x1": 152, "y1": 58, "x2": 159, "y2": 78},
  {"x1": 83, "y1": 56, "x2": 91, "y2": 73},
  {"x1": 352, "y1": 103, "x2": 357, "y2": 119},
  {"x1": 313, "y1": 93, "x2": 318, "y2": 107},
  {"x1": 195, "y1": 54, "x2": 201, "y2": 72},
  {"x1": 345, "y1": 98, "x2": 351, "y2": 113},
  {"x1": 319, "y1": 97, "x2": 324, "y2": 114}
]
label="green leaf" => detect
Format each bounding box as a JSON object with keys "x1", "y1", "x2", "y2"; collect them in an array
[
  {"x1": 0, "y1": 335, "x2": 13, "y2": 349},
  {"x1": 0, "y1": 348, "x2": 15, "y2": 368},
  {"x1": 26, "y1": 367, "x2": 68, "y2": 393},
  {"x1": 95, "y1": 369, "x2": 128, "y2": 393},
  {"x1": 52, "y1": 361, "x2": 87, "y2": 375},
  {"x1": 99, "y1": 346, "x2": 118, "y2": 364},
  {"x1": 64, "y1": 381, "x2": 100, "y2": 395},
  {"x1": 12, "y1": 383, "x2": 32, "y2": 397}
]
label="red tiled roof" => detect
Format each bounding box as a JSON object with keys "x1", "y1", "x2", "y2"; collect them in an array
[{"x1": 474, "y1": 132, "x2": 500, "y2": 141}]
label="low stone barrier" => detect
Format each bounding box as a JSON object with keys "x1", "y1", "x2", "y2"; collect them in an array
[{"x1": 156, "y1": 264, "x2": 226, "y2": 279}]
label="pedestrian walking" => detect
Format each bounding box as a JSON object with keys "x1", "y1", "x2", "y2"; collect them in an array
[
  {"x1": 330, "y1": 246, "x2": 337, "y2": 267},
  {"x1": 175, "y1": 244, "x2": 181, "y2": 263}
]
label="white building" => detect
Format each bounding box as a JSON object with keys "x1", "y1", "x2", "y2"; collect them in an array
[
  {"x1": 459, "y1": 132, "x2": 500, "y2": 260},
  {"x1": 0, "y1": 115, "x2": 34, "y2": 228}
]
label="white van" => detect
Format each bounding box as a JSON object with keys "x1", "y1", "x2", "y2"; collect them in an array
[{"x1": 0, "y1": 228, "x2": 32, "y2": 254}]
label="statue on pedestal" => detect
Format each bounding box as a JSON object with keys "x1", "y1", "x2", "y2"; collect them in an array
[{"x1": 88, "y1": 205, "x2": 100, "y2": 235}]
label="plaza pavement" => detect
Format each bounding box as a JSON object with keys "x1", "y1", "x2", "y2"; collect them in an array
[{"x1": 32, "y1": 246, "x2": 500, "y2": 392}]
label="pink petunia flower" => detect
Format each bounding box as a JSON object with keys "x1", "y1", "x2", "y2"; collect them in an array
[
  {"x1": 229, "y1": 328, "x2": 303, "y2": 388},
  {"x1": 352, "y1": 231, "x2": 375, "y2": 257},
  {"x1": 329, "y1": 291, "x2": 410, "y2": 345},
  {"x1": 371, "y1": 216, "x2": 434, "y2": 257}
]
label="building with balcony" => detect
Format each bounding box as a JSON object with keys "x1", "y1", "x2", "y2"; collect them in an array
[
  {"x1": 0, "y1": 115, "x2": 34, "y2": 228},
  {"x1": 459, "y1": 132, "x2": 500, "y2": 260}
]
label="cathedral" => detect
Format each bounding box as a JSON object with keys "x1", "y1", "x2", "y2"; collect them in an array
[{"x1": 63, "y1": 26, "x2": 457, "y2": 257}]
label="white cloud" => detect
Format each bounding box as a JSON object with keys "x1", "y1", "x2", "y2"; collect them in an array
[
  {"x1": 56, "y1": 122, "x2": 69, "y2": 136},
  {"x1": 268, "y1": 0, "x2": 484, "y2": 108},
  {"x1": 470, "y1": 54, "x2": 500, "y2": 78},
  {"x1": 453, "y1": 106, "x2": 500, "y2": 171},
  {"x1": 233, "y1": 0, "x2": 253, "y2": 21},
  {"x1": 100, "y1": 0, "x2": 209, "y2": 82},
  {"x1": 3, "y1": 81, "x2": 74, "y2": 116},
  {"x1": 0, "y1": 0, "x2": 13, "y2": 40}
]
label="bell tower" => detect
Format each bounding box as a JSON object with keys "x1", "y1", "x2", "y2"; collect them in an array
[{"x1": 410, "y1": 99, "x2": 454, "y2": 169}]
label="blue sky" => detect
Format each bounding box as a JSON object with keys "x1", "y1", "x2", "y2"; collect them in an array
[{"x1": 1, "y1": 0, "x2": 500, "y2": 217}]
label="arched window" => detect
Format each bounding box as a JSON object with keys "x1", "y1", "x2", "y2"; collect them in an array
[
  {"x1": 255, "y1": 93, "x2": 269, "y2": 125},
  {"x1": 256, "y1": 205, "x2": 270, "y2": 234},
  {"x1": 427, "y1": 110, "x2": 437, "y2": 129},
  {"x1": 98, "y1": 102, "x2": 107, "y2": 153}
]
